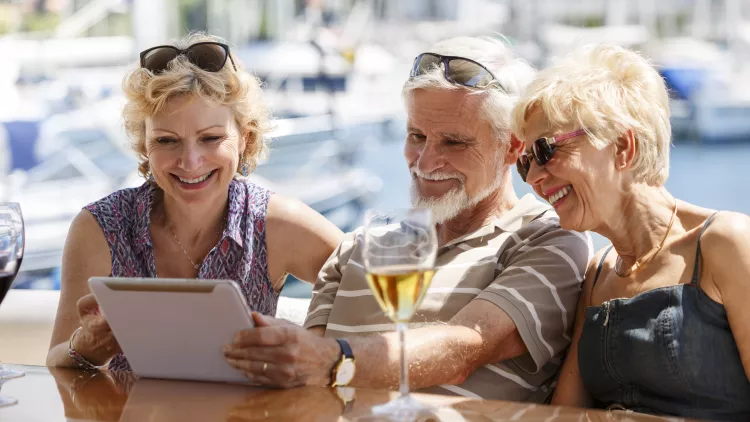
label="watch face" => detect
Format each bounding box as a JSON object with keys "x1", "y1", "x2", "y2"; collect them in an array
[{"x1": 336, "y1": 359, "x2": 356, "y2": 385}]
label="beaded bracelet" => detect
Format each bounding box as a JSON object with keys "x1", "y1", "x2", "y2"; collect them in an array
[{"x1": 67, "y1": 327, "x2": 107, "y2": 370}]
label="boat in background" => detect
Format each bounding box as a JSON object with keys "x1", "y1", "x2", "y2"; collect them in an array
[
  {"x1": 645, "y1": 37, "x2": 750, "y2": 143},
  {"x1": 236, "y1": 41, "x2": 403, "y2": 123}
]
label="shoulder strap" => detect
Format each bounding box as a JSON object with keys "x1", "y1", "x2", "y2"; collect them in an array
[
  {"x1": 592, "y1": 245, "x2": 614, "y2": 287},
  {"x1": 691, "y1": 212, "x2": 720, "y2": 284}
]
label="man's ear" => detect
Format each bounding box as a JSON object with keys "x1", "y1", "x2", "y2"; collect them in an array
[{"x1": 505, "y1": 133, "x2": 525, "y2": 164}]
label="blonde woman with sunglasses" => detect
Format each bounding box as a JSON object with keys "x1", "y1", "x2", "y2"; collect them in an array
[
  {"x1": 511, "y1": 44, "x2": 750, "y2": 420},
  {"x1": 46, "y1": 33, "x2": 343, "y2": 370}
]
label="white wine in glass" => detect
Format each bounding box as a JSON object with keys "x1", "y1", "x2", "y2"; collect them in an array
[
  {"x1": 366, "y1": 267, "x2": 435, "y2": 324},
  {"x1": 362, "y1": 208, "x2": 437, "y2": 419}
]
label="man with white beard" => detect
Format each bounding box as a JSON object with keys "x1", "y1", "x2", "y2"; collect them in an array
[{"x1": 224, "y1": 37, "x2": 592, "y2": 404}]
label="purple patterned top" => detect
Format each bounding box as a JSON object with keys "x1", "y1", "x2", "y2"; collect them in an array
[{"x1": 84, "y1": 178, "x2": 278, "y2": 371}]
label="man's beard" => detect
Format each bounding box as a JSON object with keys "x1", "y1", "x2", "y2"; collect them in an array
[{"x1": 409, "y1": 167, "x2": 503, "y2": 225}]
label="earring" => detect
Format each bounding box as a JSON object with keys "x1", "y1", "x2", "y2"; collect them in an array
[
  {"x1": 240, "y1": 160, "x2": 249, "y2": 177},
  {"x1": 148, "y1": 172, "x2": 155, "y2": 182}
]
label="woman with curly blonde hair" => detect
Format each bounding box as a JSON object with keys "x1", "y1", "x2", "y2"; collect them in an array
[{"x1": 46, "y1": 33, "x2": 343, "y2": 371}]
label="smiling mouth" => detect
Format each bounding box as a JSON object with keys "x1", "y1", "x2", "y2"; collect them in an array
[
  {"x1": 548, "y1": 185, "x2": 572, "y2": 205},
  {"x1": 174, "y1": 170, "x2": 215, "y2": 184}
]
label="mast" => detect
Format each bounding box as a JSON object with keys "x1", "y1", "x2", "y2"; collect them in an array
[{"x1": 131, "y1": 0, "x2": 178, "y2": 54}]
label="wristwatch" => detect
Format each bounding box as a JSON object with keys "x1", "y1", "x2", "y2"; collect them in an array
[{"x1": 330, "y1": 338, "x2": 356, "y2": 387}]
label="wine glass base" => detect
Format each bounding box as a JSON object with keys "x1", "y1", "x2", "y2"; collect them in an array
[
  {"x1": 365, "y1": 394, "x2": 437, "y2": 421},
  {"x1": 0, "y1": 367, "x2": 24, "y2": 382},
  {"x1": 0, "y1": 395, "x2": 17, "y2": 408}
]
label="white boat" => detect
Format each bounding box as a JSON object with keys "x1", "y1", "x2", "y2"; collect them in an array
[
  {"x1": 645, "y1": 37, "x2": 750, "y2": 143},
  {"x1": 236, "y1": 40, "x2": 404, "y2": 129}
]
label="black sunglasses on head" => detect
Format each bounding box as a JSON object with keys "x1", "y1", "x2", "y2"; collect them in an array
[
  {"x1": 140, "y1": 41, "x2": 237, "y2": 74},
  {"x1": 410, "y1": 52, "x2": 509, "y2": 94},
  {"x1": 516, "y1": 129, "x2": 587, "y2": 182}
]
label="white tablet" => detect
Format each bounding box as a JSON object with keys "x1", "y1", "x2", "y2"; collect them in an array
[{"x1": 88, "y1": 277, "x2": 254, "y2": 384}]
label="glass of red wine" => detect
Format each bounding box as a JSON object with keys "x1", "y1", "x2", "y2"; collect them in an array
[{"x1": 0, "y1": 202, "x2": 25, "y2": 407}]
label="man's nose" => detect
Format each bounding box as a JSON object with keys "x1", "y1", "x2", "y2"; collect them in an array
[{"x1": 416, "y1": 141, "x2": 446, "y2": 174}]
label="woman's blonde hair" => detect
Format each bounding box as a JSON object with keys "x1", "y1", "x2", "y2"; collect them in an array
[
  {"x1": 511, "y1": 43, "x2": 672, "y2": 186},
  {"x1": 122, "y1": 32, "x2": 272, "y2": 179}
]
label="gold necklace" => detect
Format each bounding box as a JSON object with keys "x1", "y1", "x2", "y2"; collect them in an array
[
  {"x1": 168, "y1": 217, "x2": 226, "y2": 270},
  {"x1": 614, "y1": 200, "x2": 678, "y2": 277}
]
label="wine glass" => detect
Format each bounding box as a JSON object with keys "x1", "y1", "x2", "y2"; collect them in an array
[
  {"x1": 362, "y1": 208, "x2": 437, "y2": 419},
  {"x1": 0, "y1": 202, "x2": 25, "y2": 408}
]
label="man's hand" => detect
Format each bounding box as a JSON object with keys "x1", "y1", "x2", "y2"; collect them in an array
[{"x1": 224, "y1": 313, "x2": 340, "y2": 388}]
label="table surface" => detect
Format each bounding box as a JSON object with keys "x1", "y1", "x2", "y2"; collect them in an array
[{"x1": 0, "y1": 364, "x2": 694, "y2": 422}]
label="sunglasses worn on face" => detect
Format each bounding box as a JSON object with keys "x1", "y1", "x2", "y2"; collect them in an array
[
  {"x1": 516, "y1": 129, "x2": 587, "y2": 182},
  {"x1": 410, "y1": 52, "x2": 509, "y2": 94},
  {"x1": 140, "y1": 42, "x2": 237, "y2": 74}
]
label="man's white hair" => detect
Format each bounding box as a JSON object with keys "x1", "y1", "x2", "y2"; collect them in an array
[{"x1": 402, "y1": 36, "x2": 536, "y2": 143}]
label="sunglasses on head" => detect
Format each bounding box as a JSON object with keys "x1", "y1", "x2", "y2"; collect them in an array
[
  {"x1": 516, "y1": 129, "x2": 587, "y2": 182},
  {"x1": 140, "y1": 41, "x2": 237, "y2": 74},
  {"x1": 410, "y1": 52, "x2": 509, "y2": 94}
]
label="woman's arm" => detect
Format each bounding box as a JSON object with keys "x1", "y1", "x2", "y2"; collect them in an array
[
  {"x1": 46, "y1": 210, "x2": 117, "y2": 367},
  {"x1": 701, "y1": 212, "x2": 750, "y2": 381},
  {"x1": 551, "y1": 248, "x2": 604, "y2": 407},
  {"x1": 265, "y1": 195, "x2": 344, "y2": 289}
]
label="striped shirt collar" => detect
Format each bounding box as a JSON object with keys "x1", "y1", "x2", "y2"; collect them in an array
[{"x1": 441, "y1": 194, "x2": 552, "y2": 249}]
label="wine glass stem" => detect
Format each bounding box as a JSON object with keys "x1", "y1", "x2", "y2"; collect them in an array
[{"x1": 397, "y1": 322, "x2": 409, "y2": 398}]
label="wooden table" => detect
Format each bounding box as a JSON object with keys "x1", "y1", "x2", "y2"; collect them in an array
[{"x1": 0, "y1": 364, "x2": 690, "y2": 421}]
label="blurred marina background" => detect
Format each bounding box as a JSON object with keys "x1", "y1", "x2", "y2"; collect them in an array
[{"x1": 1, "y1": 0, "x2": 749, "y2": 299}]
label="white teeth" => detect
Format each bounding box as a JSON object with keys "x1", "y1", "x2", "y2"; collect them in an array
[
  {"x1": 549, "y1": 185, "x2": 572, "y2": 205},
  {"x1": 178, "y1": 171, "x2": 213, "y2": 184}
]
